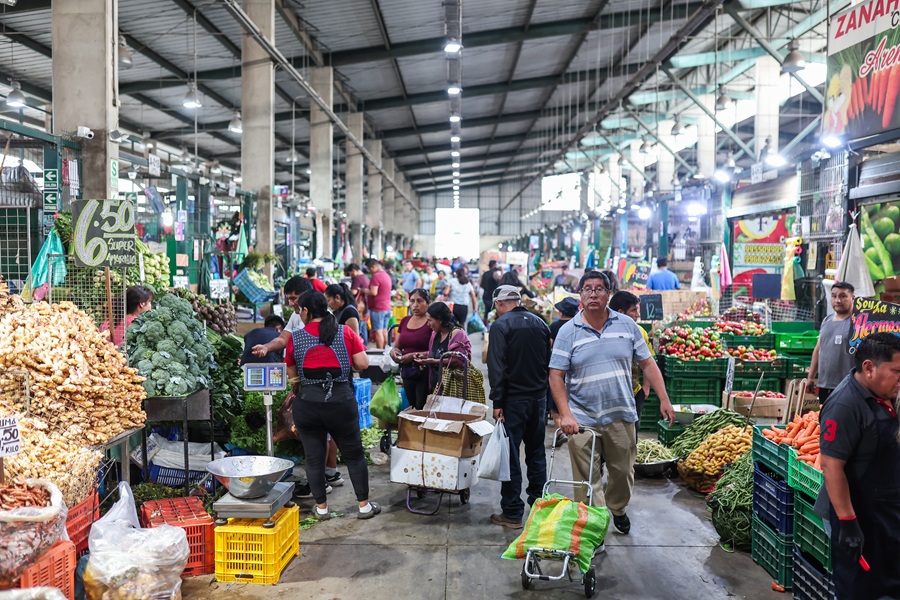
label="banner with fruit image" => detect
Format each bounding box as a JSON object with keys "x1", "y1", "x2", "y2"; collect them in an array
[
  {"x1": 825, "y1": 0, "x2": 900, "y2": 141},
  {"x1": 860, "y1": 201, "x2": 900, "y2": 290},
  {"x1": 732, "y1": 214, "x2": 792, "y2": 296}
]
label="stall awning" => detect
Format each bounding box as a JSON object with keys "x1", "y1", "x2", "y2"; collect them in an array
[{"x1": 727, "y1": 175, "x2": 798, "y2": 219}]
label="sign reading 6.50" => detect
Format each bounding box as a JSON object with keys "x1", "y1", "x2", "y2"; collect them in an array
[{"x1": 73, "y1": 198, "x2": 137, "y2": 268}]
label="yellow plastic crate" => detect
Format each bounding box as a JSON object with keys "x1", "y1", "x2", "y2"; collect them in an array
[
  {"x1": 391, "y1": 305, "x2": 409, "y2": 321},
  {"x1": 214, "y1": 504, "x2": 299, "y2": 585}
]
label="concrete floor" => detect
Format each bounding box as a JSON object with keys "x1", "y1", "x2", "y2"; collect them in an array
[{"x1": 183, "y1": 335, "x2": 780, "y2": 600}]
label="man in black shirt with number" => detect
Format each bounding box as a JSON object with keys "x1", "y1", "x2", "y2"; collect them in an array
[{"x1": 818, "y1": 332, "x2": 900, "y2": 600}]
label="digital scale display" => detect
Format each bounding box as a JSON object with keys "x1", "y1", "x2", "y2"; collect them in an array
[{"x1": 242, "y1": 363, "x2": 287, "y2": 392}]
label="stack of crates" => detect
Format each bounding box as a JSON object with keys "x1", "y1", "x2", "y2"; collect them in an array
[
  {"x1": 65, "y1": 487, "x2": 100, "y2": 558},
  {"x1": 141, "y1": 496, "x2": 216, "y2": 577},
  {"x1": 215, "y1": 504, "x2": 299, "y2": 585},
  {"x1": 773, "y1": 322, "x2": 818, "y2": 381},
  {"x1": 354, "y1": 377, "x2": 373, "y2": 429},
  {"x1": 751, "y1": 424, "x2": 794, "y2": 590},
  {"x1": 14, "y1": 540, "x2": 77, "y2": 600},
  {"x1": 787, "y1": 447, "x2": 833, "y2": 598}
]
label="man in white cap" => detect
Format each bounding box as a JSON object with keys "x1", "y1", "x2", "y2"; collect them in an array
[{"x1": 486, "y1": 285, "x2": 551, "y2": 529}]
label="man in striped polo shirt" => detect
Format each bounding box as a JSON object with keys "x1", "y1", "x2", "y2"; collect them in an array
[{"x1": 549, "y1": 270, "x2": 675, "y2": 534}]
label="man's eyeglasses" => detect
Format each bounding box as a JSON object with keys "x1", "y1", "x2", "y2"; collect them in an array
[{"x1": 581, "y1": 287, "x2": 608, "y2": 296}]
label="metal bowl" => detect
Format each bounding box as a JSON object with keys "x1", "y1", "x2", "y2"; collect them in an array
[
  {"x1": 634, "y1": 458, "x2": 678, "y2": 478},
  {"x1": 206, "y1": 456, "x2": 295, "y2": 499}
]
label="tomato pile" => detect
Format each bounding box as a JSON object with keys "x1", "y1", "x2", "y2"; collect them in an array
[
  {"x1": 715, "y1": 320, "x2": 769, "y2": 336},
  {"x1": 726, "y1": 346, "x2": 778, "y2": 361},
  {"x1": 720, "y1": 307, "x2": 761, "y2": 323},
  {"x1": 734, "y1": 390, "x2": 786, "y2": 399},
  {"x1": 658, "y1": 326, "x2": 724, "y2": 360},
  {"x1": 675, "y1": 298, "x2": 712, "y2": 321}
]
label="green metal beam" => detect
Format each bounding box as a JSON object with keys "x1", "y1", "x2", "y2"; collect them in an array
[
  {"x1": 623, "y1": 106, "x2": 696, "y2": 176},
  {"x1": 628, "y1": 87, "x2": 755, "y2": 105},
  {"x1": 669, "y1": 45, "x2": 826, "y2": 68},
  {"x1": 324, "y1": 3, "x2": 705, "y2": 67}
]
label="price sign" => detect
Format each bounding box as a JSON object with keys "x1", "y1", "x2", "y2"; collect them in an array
[
  {"x1": 639, "y1": 294, "x2": 663, "y2": 321},
  {"x1": 148, "y1": 154, "x2": 161, "y2": 177},
  {"x1": 210, "y1": 279, "x2": 229, "y2": 299},
  {"x1": 0, "y1": 416, "x2": 20, "y2": 457},
  {"x1": 72, "y1": 198, "x2": 137, "y2": 268},
  {"x1": 173, "y1": 275, "x2": 190, "y2": 289},
  {"x1": 43, "y1": 168, "x2": 58, "y2": 190}
]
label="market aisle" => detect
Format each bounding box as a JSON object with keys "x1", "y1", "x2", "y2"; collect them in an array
[{"x1": 182, "y1": 334, "x2": 776, "y2": 600}]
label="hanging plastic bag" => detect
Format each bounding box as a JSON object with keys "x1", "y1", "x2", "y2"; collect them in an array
[
  {"x1": 476, "y1": 422, "x2": 511, "y2": 482},
  {"x1": 22, "y1": 230, "x2": 66, "y2": 301},
  {"x1": 84, "y1": 482, "x2": 189, "y2": 600},
  {"x1": 369, "y1": 377, "x2": 403, "y2": 425},
  {"x1": 381, "y1": 346, "x2": 399, "y2": 373},
  {"x1": 467, "y1": 312, "x2": 487, "y2": 334}
]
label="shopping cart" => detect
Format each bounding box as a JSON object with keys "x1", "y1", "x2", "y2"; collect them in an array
[{"x1": 520, "y1": 427, "x2": 603, "y2": 598}]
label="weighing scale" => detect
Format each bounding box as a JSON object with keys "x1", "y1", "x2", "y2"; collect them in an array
[{"x1": 210, "y1": 363, "x2": 295, "y2": 527}]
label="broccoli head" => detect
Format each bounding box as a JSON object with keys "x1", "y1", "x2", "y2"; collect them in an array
[
  {"x1": 143, "y1": 321, "x2": 166, "y2": 344},
  {"x1": 135, "y1": 359, "x2": 154, "y2": 374},
  {"x1": 167, "y1": 320, "x2": 190, "y2": 341}
]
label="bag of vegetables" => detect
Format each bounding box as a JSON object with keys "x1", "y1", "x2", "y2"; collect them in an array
[
  {"x1": 84, "y1": 483, "x2": 189, "y2": 600},
  {"x1": 0, "y1": 480, "x2": 67, "y2": 588}
]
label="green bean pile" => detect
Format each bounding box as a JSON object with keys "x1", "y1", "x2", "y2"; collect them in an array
[
  {"x1": 707, "y1": 452, "x2": 753, "y2": 551},
  {"x1": 670, "y1": 409, "x2": 747, "y2": 458},
  {"x1": 636, "y1": 440, "x2": 676, "y2": 463}
]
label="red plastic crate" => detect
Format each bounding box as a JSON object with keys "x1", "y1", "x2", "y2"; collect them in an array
[
  {"x1": 140, "y1": 496, "x2": 215, "y2": 577},
  {"x1": 65, "y1": 488, "x2": 99, "y2": 558},
  {"x1": 16, "y1": 540, "x2": 76, "y2": 600}
]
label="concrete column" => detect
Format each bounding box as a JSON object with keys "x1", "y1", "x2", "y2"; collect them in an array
[
  {"x1": 755, "y1": 57, "x2": 780, "y2": 159},
  {"x1": 382, "y1": 159, "x2": 395, "y2": 254},
  {"x1": 52, "y1": 0, "x2": 118, "y2": 200},
  {"x1": 345, "y1": 112, "x2": 365, "y2": 264},
  {"x1": 310, "y1": 67, "x2": 334, "y2": 259},
  {"x1": 697, "y1": 95, "x2": 717, "y2": 178},
  {"x1": 629, "y1": 140, "x2": 645, "y2": 202},
  {"x1": 401, "y1": 180, "x2": 412, "y2": 241},
  {"x1": 239, "y1": 0, "x2": 275, "y2": 274},
  {"x1": 656, "y1": 120, "x2": 676, "y2": 190},
  {"x1": 365, "y1": 140, "x2": 383, "y2": 256}
]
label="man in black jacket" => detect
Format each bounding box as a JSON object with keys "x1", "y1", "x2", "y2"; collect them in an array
[
  {"x1": 486, "y1": 285, "x2": 551, "y2": 529},
  {"x1": 479, "y1": 260, "x2": 502, "y2": 319}
]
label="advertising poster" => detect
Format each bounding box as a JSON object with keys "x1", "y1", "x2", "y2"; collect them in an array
[
  {"x1": 824, "y1": 0, "x2": 900, "y2": 140},
  {"x1": 850, "y1": 297, "x2": 900, "y2": 348},
  {"x1": 860, "y1": 201, "x2": 900, "y2": 284},
  {"x1": 732, "y1": 214, "x2": 792, "y2": 296}
]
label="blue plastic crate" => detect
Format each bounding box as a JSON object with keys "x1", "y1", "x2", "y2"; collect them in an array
[
  {"x1": 753, "y1": 462, "x2": 794, "y2": 536},
  {"x1": 792, "y1": 544, "x2": 835, "y2": 600},
  {"x1": 149, "y1": 463, "x2": 219, "y2": 493},
  {"x1": 354, "y1": 378, "x2": 373, "y2": 429},
  {"x1": 233, "y1": 269, "x2": 278, "y2": 304}
]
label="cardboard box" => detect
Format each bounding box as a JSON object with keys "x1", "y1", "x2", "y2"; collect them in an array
[
  {"x1": 723, "y1": 392, "x2": 788, "y2": 422},
  {"x1": 390, "y1": 447, "x2": 479, "y2": 490},
  {"x1": 396, "y1": 396, "x2": 493, "y2": 458}
]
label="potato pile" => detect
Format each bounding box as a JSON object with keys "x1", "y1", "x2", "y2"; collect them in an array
[
  {"x1": 0, "y1": 301, "x2": 147, "y2": 445},
  {"x1": 684, "y1": 425, "x2": 753, "y2": 476}
]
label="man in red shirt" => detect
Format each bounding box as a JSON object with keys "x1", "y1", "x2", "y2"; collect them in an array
[
  {"x1": 305, "y1": 267, "x2": 327, "y2": 292},
  {"x1": 364, "y1": 258, "x2": 392, "y2": 349}
]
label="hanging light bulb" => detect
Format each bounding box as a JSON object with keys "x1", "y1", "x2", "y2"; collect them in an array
[
  {"x1": 451, "y1": 150, "x2": 460, "y2": 157},
  {"x1": 210, "y1": 161, "x2": 222, "y2": 174},
  {"x1": 118, "y1": 35, "x2": 133, "y2": 70},
  {"x1": 715, "y1": 85, "x2": 731, "y2": 111},
  {"x1": 286, "y1": 148, "x2": 301, "y2": 163},
  {"x1": 450, "y1": 135, "x2": 461, "y2": 143},
  {"x1": 228, "y1": 110, "x2": 242, "y2": 134},
  {"x1": 639, "y1": 136, "x2": 652, "y2": 154},
  {"x1": 141, "y1": 133, "x2": 154, "y2": 149},
  {"x1": 447, "y1": 84, "x2": 462, "y2": 96},
  {"x1": 617, "y1": 154, "x2": 629, "y2": 169},
  {"x1": 781, "y1": 39, "x2": 806, "y2": 74},
  {"x1": 725, "y1": 151, "x2": 736, "y2": 169},
  {"x1": 443, "y1": 39, "x2": 462, "y2": 54},
  {"x1": 182, "y1": 81, "x2": 202, "y2": 109},
  {"x1": 451, "y1": 161, "x2": 460, "y2": 168},
  {"x1": 671, "y1": 116, "x2": 685, "y2": 137},
  {"x1": 449, "y1": 113, "x2": 461, "y2": 123},
  {"x1": 6, "y1": 80, "x2": 26, "y2": 108}
]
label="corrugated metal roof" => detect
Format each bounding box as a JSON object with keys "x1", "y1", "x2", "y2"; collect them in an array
[
  {"x1": 531, "y1": 0, "x2": 606, "y2": 24},
  {"x1": 566, "y1": 28, "x2": 639, "y2": 73},
  {"x1": 378, "y1": 0, "x2": 444, "y2": 45},
  {"x1": 503, "y1": 88, "x2": 551, "y2": 113},
  {"x1": 512, "y1": 37, "x2": 579, "y2": 80},
  {"x1": 462, "y1": 0, "x2": 533, "y2": 33},
  {"x1": 459, "y1": 43, "x2": 520, "y2": 87},
  {"x1": 337, "y1": 61, "x2": 403, "y2": 100},
  {"x1": 292, "y1": 0, "x2": 383, "y2": 52}
]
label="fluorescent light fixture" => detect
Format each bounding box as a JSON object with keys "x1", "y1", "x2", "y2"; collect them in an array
[
  {"x1": 451, "y1": 150, "x2": 460, "y2": 157},
  {"x1": 306, "y1": 168, "x2": 312, "y2": 175},
  {"x1": 821, "y1": 133, "x2": 843, "y2": 149},
  {"x1": 453, "y1": 171, "x2": 460, "y2": 176},
  {"x1": 182, "y1": 81, "x2": 202, "y2": 109},
  {"x1": 443, "y1": 39, "x2": 462, "y2": 54},
  {"x1": 453, "y1": 185, "x2": 460, "y2": 190},
  {"x1": 6, "y1": 80, "x2": 25, "y2": 108},
  {"x1": 765, "y1": 153, "x2": 787, "y2": 168},
  {"x1": 686, "y1": 201, "x2": 706, "y2": 217},
  {"x1": 453, "y1": 178, "x2": 460, "y2": 184},
  {"x1": 449, "y1": 113, "x2": 461, "y2": 123},
  {"x1": 713, "y1": 168, "x2": 732, "y2": 183},
  {"x1": 447, "y1": 84, "x2": 462, "y2": 95},
  {"x1": 616, "y1": 207, "x2": 626, "y2": 214},
  {"x1": 228, "y1": 111, "x2": 242, "y2": 133},
  {"x1": 450, "y1": 135, "x2": 461, "y2": 143},
  {"x1": 452, "y1": 162, "x2": 460, "y2": 168},
  {"x1": 638, "y1": 206, "x2": 652, "y2": 220}
]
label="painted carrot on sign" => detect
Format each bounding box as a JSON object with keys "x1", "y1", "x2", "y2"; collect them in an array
[{"x1": 882, "y1": 64, "x2": 900, "y2": 128}]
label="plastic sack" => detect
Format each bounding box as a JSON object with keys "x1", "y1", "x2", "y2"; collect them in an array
[
  {"x1": 369, "y1": 377, "x2": 403, "y2": 425},
  {"x1": 381, "y1": 347, "x2": 398, "y2": 374},
  {"x1": 0, "y1": 588, "x2": 67, "y2": 600},
  {"x1": 502, "y1": 493, "x2": 609, "y2": 573},
  {"x1": 22, "y1": 230, "x2": 66, "y2": 301},
  {"x1": 476, "y1": 422, "x2": 510, "y2": 481},
  {"x1": 145, "y1": 433, "x2": 225, "y2": 471},
  {"x1": 85, "y1": 482, "x2": 189, "y2": 600},
  {"x1": 466, "y1": 312, "x2": 487, "y2": 334},
  {"x1": 0, "y1": 480, "x2": 68, "y2": 588}
]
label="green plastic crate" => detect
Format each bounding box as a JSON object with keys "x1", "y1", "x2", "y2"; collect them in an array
[
  {"x1": 753, "y1": 425, "x2": 790, "y2": 479},
  {"x1": 788, "y1": 447, "x2": 824, "y2": 499},
  {"x1": 668, "y1": 377, "x2": 723, "y2": 405},
  {"x1": 640, "y1": 400, "x2": 661, "y2": 432},
  {"x1": 752, "y1": 514, "x2": 793, "y2": 590},
  {"x1": 772, "y1": 322, "x2": 816, "y2": 334},
  {"x1": 793, "y1": 493, "x2": 832, "y2": 573},
  {"x1": 723, "y1": 332, "x2": 775, "y2": 350},
  {"x1": 775, "y1": 331, "x2": 819, "y2": 354},
  {"x1": 684, "y1": 319, "x2": 716, "y2": 329},
  {"x1": 657, "y1": 419, "x2": 684, "y2": 447},
  {"x1": 785, "y1": 354, "x2": 813, "y2": 379},
  {"x1": 664, "y1": 355, "x2": 728, "y2": 377},
  {"x1": 733, "y1": 376, "x2": 783, "y2": 393},
  {"x1": 733, "y1": 358, "x2": 789, "y2": 378}
]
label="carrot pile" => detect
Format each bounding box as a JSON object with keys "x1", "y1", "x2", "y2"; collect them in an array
[{"x1": 759, "y1": 411, "x2": 821, "y2": 470}]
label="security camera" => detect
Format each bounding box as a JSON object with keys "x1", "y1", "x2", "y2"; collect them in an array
[{"x1": 76, "y1": 126, "x2": 94, "y2": 140}]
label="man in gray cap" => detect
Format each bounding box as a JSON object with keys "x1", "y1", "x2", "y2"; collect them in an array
[{"x1": 486, "y1": 285, "x2": 551, "y2": 529}]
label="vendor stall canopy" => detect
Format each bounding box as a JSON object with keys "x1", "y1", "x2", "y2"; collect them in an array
[{"x1": 0, "y1": 0, "x2": 831, "y2": 213}]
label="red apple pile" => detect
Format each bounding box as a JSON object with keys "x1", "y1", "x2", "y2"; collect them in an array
[
  {"x1": 727, "y1": 346, "x2": 778, "y2": 361},
  {"x1": 658, "y1": 326, "x2": 724, "y2": 361}
]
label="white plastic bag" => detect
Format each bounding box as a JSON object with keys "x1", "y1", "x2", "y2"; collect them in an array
[
  {"x1": 476, "y1": 421, "x2": 511, "y2": 481},
  {"x1": 84, "y1": 482, "x2": 189, "y2": 600},
  {"x1": 0, "y1": 479, "x2": 68, "y2": 587},
  {"x1": 381, "y1": 347, "x2": 399, "y2": 373}
]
